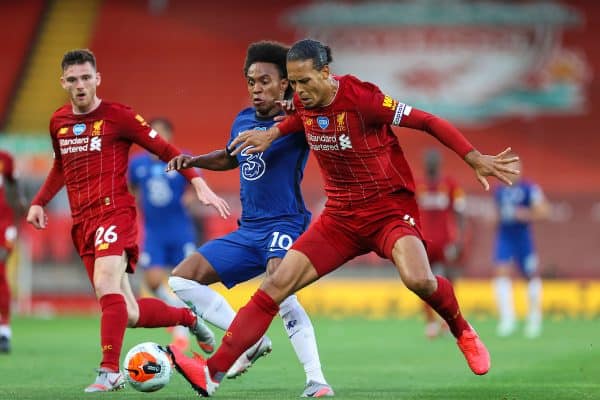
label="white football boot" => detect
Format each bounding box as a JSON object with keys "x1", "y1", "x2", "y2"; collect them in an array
[
  {"x1": 84, "y1": 368, "x2": 125, "y2": 392},
  {"x1": 226, "y1": 336, "x2": 272, "y2": 378}
]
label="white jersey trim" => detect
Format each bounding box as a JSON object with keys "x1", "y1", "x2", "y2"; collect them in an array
[{"x1": 392, "y1": 103, "x2": 412, "y2": 126}]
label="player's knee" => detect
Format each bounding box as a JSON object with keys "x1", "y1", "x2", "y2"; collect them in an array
[
  {"x1": 168, "y1": 276, "x2": 195, "y2": 294},
  {"x1": 404, "y1": 275, "x2": 437, "y2": 297},
  {"x1": 260, "y1": 275, "x2": 291, "y2": 304},
  {"x1": 94, "y1": 280, "x2": 119, "y2": 298}
]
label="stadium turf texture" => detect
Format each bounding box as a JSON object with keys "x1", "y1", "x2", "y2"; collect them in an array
[{"x1": 0, "y1": 316, "x2": 597, "y2": 399}]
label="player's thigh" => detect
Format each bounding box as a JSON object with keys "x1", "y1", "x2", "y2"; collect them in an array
[
  {"x1": 265, "y1": 257, "x2": 282, "y2": 276},
  {"x1": 292, "y1": 213, "x2": 365, "y2": 277},
  {"x1": 260, "y1": 249, "x2": 321, "y2": 303},
  {"x1": 366, "y1": 190, "x2": 424, "y2": 261},
  {"x1": 172, "y1": 252, "x2": 221, "y2": 285},
  {"x1": 92, "y1": 208, "x2": 140, "y2": 273},
  {"x1": 93, "y1": 252, "x2": 129, "y2": 296},
  {"x1": 263, "y1": 221, "x2": 306, "y2": 275},
  {"x1": 188, "y1": 230, "x2": 263, "y2": 288},
  {"x1": 391, "y1": 235, "x2": 436, "y2": 293}
]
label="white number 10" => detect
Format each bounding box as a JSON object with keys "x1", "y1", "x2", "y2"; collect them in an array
[{"x1": 269, "y1": 231, "x2": 292, "y2": 251}]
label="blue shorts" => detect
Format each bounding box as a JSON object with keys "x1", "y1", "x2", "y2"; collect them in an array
[
  {"x1": 140, "y1": 229, "x2": 196, "y2": 270},
  {"x1": 494, "y1": 233, "x2": 537, "y2": 278},
  {"x1": 199, "y1": 219, "x2": 308, "y2": 289}
]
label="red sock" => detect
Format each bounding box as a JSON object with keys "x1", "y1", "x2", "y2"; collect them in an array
[
  {"x1": 422, "y1": 276, "x2": 470, "y2": 338},
  {"x1": 207, "y1": 289, "x2": 279, "y2": 380},
  {"x1": 0, "y1": 261, "x2": 9, "y2": 325},
  {"x1": 99, "y1": 294, "x2": 128, "y2": 371},
  {"x1": 135, "y1": 298, "x2": 196, "y2": 328}
]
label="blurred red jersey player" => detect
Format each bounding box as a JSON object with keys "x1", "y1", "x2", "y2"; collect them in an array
[
  {"x1": 26, "y1": 49, "x2": 231, "y2": 392},
  {"x1": 416, "y1": 149, "x2": 467, "y2": 339},
  {"x1": 166, "y1": 39, "x2": 520, "y2": 397},
  {"x1": 0, "y1": 149, "x2": 26, "y2": 354}
]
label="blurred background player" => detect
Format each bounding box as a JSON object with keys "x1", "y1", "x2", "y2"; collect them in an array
[
  {"x1": 129, "y1": 117, "x2": 202, "y2": 351},
  {"x1": 416, "y1": 148, "x2": 466, "y2": 339},
  {"x1": 25, "y1": 49, "x2": 230, "y2": 392},
  {"x1": 493, "y1": 153, "x2": 549, "y2": 338},
  {"x1": 0, "y1": 149, "x2": 26, "y2": 354},
  {"x1": 167, "y1": 41, "x2": 333, "y2": 397}
]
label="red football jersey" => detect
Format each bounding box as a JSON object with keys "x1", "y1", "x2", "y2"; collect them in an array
[
  {"x1": 0, "y1": 150, "x2": 16, "y2": 225},
  {"x1": 278, "y1": 75, "x2": 474, "y2": 209},
  {"x1": 416, "y1": 177, "x2": 465, "y2": 246},
  {"x1": 32, "y1": 101, "x2": 197, "y2": 223}
]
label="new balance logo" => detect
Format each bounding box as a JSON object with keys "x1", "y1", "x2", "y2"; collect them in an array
[
  {"x1": 90, "y1": 137, "x2": 102, "y2": 151},
  {"x1": 339, "y1": 134, "x2": 352, "y2": 150}
]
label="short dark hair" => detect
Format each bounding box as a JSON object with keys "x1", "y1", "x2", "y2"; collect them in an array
[
  {"x1": 287, "y1": 39, "x2": 332, "y2": 71},
  {"x1": 61, "y1": 49, "x2": 97, "y2": 71},
  {"x1": 243, "y1": 41, "x2": 289, "y2": 79},
  {"x1": 149, "y1": 117, "x2": 174, "y2": 133},
  {"x1": 244, "y1": 41, "x2": 292, "y2": 99}
]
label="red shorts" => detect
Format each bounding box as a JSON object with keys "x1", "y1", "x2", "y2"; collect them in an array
[
  {"x1": 0, "y1": 223, "x2": 16, "y2": 251},
  {"x1": 71, "y1": 207, "x2": 139, "y2": 282},
  {"x1": 293, "y1": 191, "x2": 424, "y2": 276}
]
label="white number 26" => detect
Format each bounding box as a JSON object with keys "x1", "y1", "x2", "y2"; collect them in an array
[{"x1": 95, "y1": 225, "x2": 118, "y2": 247}]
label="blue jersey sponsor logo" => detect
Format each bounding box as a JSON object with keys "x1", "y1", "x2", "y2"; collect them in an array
[
  {"x1": 73, "y1": 123, "x2": 86, "y2": 136},
  {"x1": 317, "y1": 116, "x2": 329, "y2": 129},
  {"x1": 240, "y1": 150, "x2": 266, "y2": 181}
]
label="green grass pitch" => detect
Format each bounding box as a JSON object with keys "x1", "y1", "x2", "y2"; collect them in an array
[{"x1": 0, "y1": 316, "x2": 597, "y2": 399}]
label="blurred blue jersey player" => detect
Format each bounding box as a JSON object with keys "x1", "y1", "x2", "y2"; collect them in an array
[
  {"x1": 166, "y1": 41, "x2": 333, "y2": 397},
  {"x1": 492, "y1": 154, "x2": 549, "y2": 338},
  {"x1": 129, "y1": 117, "x2": 201, "y2": 351}
]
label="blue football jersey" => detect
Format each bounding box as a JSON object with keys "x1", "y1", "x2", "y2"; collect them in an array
[
  {"x1": 494, "y1": 180, "x2": 543, "y2": 238},
  {"x1": 227, "y1": 108, "x2": 311, "y2": 225},
  {"x1": 128, "y1": 153, "x2": 196, "y2": 233}
]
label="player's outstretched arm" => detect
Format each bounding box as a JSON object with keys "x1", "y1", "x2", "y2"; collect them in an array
[
  {"x1": 228, "y1": 127, "x2": 281, "y2": 156},
  {"x1": 464, "y1": 148, "x2": 520, "y2": 191},
  {"x1": 26, "y1": 205, "x2": 48, "y2": 229},
  {"x1": 395, "y1": 106, "x2": 519, "y2": 190},
  {"x1": 190, "y1": 177, "x2": 231, "y2": 219},
  {"x1": 167, "y1": 150, "x2": 238, "y2": 172}
]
